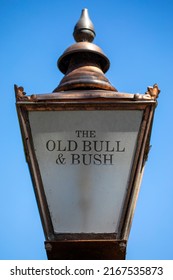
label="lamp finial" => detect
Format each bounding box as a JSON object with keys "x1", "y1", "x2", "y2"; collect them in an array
[{"x1": 73, "y1": 8, "x2": 95, "y2": 42}]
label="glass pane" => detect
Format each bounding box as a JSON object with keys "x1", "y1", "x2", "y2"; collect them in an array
[{"x1": 29, "y1": 110, "x2": 142, "y2": 234}]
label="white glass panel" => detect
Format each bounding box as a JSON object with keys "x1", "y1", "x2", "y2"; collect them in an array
[{"x1": 29, "y1": 110, "x2": 143, "y2": 234}]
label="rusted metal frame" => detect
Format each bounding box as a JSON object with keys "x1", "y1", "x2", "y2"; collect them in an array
[
  {"x1": 141, "y1": 110, "x2": 156, "y2": 167},
  {"x1": 119, "y1": 104, "x2": 156, "y2": 240},
  {"x1": 16, "y1": 98, "x2": 155, "y2": 112},
  {"x1": 16, "y1": 99, "x2": 156, "y2": 247},
  {"x1": 16, "y1": 106, "x2": 31, "y2": 163},
  {"x1": 127, "y1": 105, "x2": 155, "y2": 232},
  {"x1": 45, "y1": 239, "x2": 127, "y2": 260},
  {"x1": 53, "y1": 233, "x2": 117, "y2": 241},
  {"x1": 28, "y1": 90, "x2": 135, "y2": 101},
  {"x1": 116, "y1": 105, "x2": 152, "y2": 239},
  {"x1": 16, "y1": 104, "x2": 55, "y2": 241}
]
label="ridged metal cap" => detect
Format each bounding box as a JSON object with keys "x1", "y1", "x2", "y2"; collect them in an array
[{"x1": 54, "y1": 9, "x2": 116, "y2": 92}]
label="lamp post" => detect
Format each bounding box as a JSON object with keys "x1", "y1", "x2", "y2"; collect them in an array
[{"x1": 15, "y1": 9, "x2": 160, "y2": 260}]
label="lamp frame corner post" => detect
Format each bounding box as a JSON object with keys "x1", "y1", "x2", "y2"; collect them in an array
[{"x1": 15, "y1": 9, "x2": 160, "y2": 260}]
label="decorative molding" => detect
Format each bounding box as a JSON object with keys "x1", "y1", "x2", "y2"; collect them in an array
[
  {"x1": 14, "y1": 84, "x2": 37, "y2": 101},
  {"x1": 134, "y1": 84, "x2": 160, "y2": 101}
]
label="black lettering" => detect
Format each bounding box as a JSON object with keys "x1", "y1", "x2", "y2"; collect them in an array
[
  {"x1": 105, "y1": 141, "x2": 114, "y2": 152},
  {"x1": 68, "y1": 140, "x2": 77, "y2": 151},
  {"x1": 46, "y1": 140, "x2": 55, "y2": 151},
  {"x1": 90, "y1": 130, "x2": 96, "y2": 138},
  {"x1": 35, "y1": 269, "x2": 41, "y2": 275},
  {"x1": 75, "y1": 130, "x2": 81, "y2": 137},
  {"x1": 75, "y1": 130, "x2": 96, "y2": 138},
  {"x1": 103, "y1": 154, "x2": 114, "y2": 165},
  {"x1": 56, "y1": 140, "x2": 66, "y2": 151},
  {"x1": 45, "y1": 269, "x2": 50, "y2": 275},
  {"x1": 65, "y1": 266, "x2": 71, "y2": 275},
  {"x1": 10, "y1": 269, "x2": 14, "y2": 275},
  {"x1": 93, "y1": 154, "x2": 102, "y2": 165},
  {"x1": 71, "y1": 154, "x2": 80, "y2": 165},
  {"x1": 93, "y1": 141, "x2": 103, "y2": 152},
  {"x1": 54, "y1": 269, "x2": 60, "y2": 275},
  {"x1": 82, "y1": 131, "x2": 90, "y2": 138},
  {"x1": 82, "y1": 154, "x2": 92, "y2": 165},
  {"x1": 82, "y1": 140, "x2": 92, "y2": 151},
  {"x1": 116, "y1": 141, "x2": 125, "y2": 152}
]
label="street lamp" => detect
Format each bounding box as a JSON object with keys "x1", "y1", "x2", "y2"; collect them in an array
[{"x1": 15, "y1": 9, "x2": 160, "y2": 259}]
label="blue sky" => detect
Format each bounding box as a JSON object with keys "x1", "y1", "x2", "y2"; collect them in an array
[{"x1": 0, "y1": 0, "x2": 173, "y2": 259}]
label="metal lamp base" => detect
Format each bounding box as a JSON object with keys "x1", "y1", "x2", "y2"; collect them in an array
[{"x1": 45, "y1": 240, "x2": 126, "y2": 260}]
